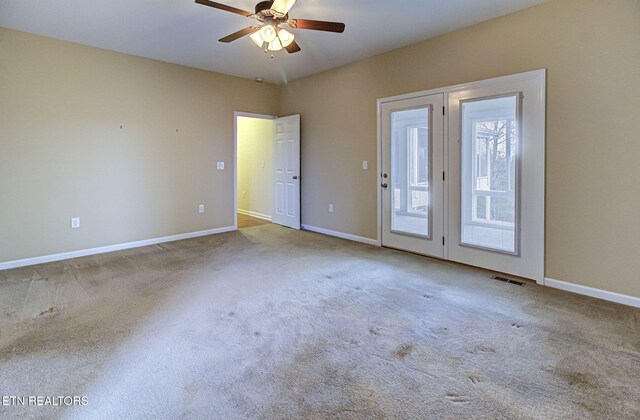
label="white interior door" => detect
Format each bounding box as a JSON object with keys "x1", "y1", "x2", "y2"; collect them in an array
[
  {"x1": 447, "y1": 72, "x2": 545, "y2": 282},
  {"x1": 381, "y1": 94, "x2": 445, "y2": 258},
  {"x1": 272, "y1": 114, "x2": 301, "y2": 229}
]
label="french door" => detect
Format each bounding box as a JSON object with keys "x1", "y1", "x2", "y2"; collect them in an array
[
  {"x1": 380, "y1": 94, "x2": 445, "y2": 258},
  {"x1": 447, "y1": 73, "x2": 545, "y2": 281},
  {"x1": 380, "y1": 70, "x2": 545, "y2": 282}
]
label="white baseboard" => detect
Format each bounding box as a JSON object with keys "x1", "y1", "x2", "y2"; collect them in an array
[
  {"x1": 301, "y1": 225, "x2": 379, "y2": 246},
  {"x1": 0, "y1": 226, "x2": 236, "y2": 271},
  {"x1": 544, "y1": 277, "x2": 640, "y2": 308},
  {"x1": 237, "y1": 208, "x2": 272, "y2": 221}
]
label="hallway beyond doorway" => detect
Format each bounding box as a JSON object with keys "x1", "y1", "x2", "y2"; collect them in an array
[{"x1": 238, "y1": 213, "x2": 270, "y2": 229}]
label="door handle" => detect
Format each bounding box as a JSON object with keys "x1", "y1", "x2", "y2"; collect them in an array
[{"x1": 292, "y1": 175, "x2": 300, "y2": 180}]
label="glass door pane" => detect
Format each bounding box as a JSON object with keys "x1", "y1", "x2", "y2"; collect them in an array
[
  {"x1": 460, "y1": 95, "x2": 519, "y2": 253},
  {"x1": 391, "y1": 107, "x2": 431, "y2": 238}
]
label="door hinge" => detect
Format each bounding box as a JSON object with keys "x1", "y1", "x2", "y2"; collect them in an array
[
  {"x1": 442, "y1": 106, "x2": 445, "y2": 116},
  {"x1": 442, "y1": 171, "x2": 446, "y2": 181},
  {"x1": 442, "y1": 236, "x2": 445, "y2": 246}
]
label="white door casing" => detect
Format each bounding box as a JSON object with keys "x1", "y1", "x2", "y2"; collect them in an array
[{"x1": 272, "y1": 114, "x2": 301, "y2": 229}]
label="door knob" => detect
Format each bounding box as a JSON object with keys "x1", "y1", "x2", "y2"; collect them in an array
[
  {"x1": 381, "y1": 182, "x2": 388, "y2": 188},
  {"x1": 292, "y1": 175, "x2": 299, "y2": 180}
]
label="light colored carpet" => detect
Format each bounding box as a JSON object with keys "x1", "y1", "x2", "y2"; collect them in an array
[{"x1": 0, "y1": 224, "x2": 638, "y2": 419}]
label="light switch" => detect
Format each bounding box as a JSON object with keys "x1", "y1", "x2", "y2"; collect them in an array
[
  {"x1": 71, "y1": 217, "x2": 80, "y2": 229},
  {"x1": 362, "y1": 160, "x2": 368, "y2": 170},
  {"x1": 217, "y1": 162, "x2": 224, "y2": 170}
]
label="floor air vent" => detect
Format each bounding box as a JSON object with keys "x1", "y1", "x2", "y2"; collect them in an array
[{"x1": 492, "y1": 276, "x2": 526, "y2": 287}]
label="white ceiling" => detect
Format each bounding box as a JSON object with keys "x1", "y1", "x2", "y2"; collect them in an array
[{"x1": 0, "y1": 0, "x2": 549, "y2": 84}]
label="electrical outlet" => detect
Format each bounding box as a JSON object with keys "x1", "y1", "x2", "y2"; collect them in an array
[
  {"x1": 261, "y1": 160, "x2": 265, "y2": 168},
  {"x1": 71, "y1": 217, "x2": 80, "y2": 229},
  {"x1": 217, "y1": 162, "x2": 224, "y2": 170},
  {"x1": 362, "y1": 160, "x2": 368, "y2": 170},
  {"x1": 328, "y1": 204, "x2": 334, "y2": 213},
  {"x1": 198, "y1": 204, "x2": 205, "y2": 214},
  {"x1": 242, "y1": 191, "x2": 246, "y2": 198}
]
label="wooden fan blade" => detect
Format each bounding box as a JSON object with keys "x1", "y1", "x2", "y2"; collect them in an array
[
  {"x1": 195, "y1": 0, "x2": 252, "y2": 17},
  {"x1": 271, "y1": 0, "x2": 297, "y2": 16},
  {"x1": 285, "y1": 40, "x2": 301, "y2": 53},
  {"x1": 288, "y1": 18, "x2": 345, "y2": 33},
  {"x1": 219, "y1": 26, "x2": 260, "y2": 43}
]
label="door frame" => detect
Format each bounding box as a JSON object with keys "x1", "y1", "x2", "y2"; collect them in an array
[
  {"x1": 233, "y1": 111, "x2": 277, "y2": 230},
  {"x1": 377, "y1": 69, "x2": 546, "y2": 282}
]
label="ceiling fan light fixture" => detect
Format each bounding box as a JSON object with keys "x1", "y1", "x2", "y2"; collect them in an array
[
  {"x1": 277, "y1": 28, "x2": 295, "y2": 47},
  {"x1": 259, "y1": 24, "x2": 277, "y2": 42},
  {"x1": 250, "y1": 31, "x2": 264, "y2": 47},
  {"x1": 251, "y1": 25, "x2": 294, "y2": 52},
  {"x1": 267, "y1": 37, "x2": 283, "y2": 51}
]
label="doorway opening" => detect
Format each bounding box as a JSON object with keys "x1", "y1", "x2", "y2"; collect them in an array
[
  {"x1": 235, "y1": 113, "x2": 276, "y2": 229},
  {"x1": 234, "y1": 112, "x2": 301, "y2": 230}
]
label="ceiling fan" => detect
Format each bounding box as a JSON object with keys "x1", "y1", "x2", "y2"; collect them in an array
[{"x1": 195, "y1": 0, "x2": 345, "y2": 54}]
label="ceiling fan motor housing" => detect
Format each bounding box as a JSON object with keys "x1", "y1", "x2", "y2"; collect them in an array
[{"x1": 255, "y1": 1, "x2": 276, "y2": 17}]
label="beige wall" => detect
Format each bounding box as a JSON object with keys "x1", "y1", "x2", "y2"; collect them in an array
[
  {"x1": 237, "y1": 116, "x2": 273, "y2": 218},
  {"x1": 0, "y1": 28, "x2": 279, "y2": 262},
  {"x1": 279, "y1": 0, "x2": 640, "y2": 297}
]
